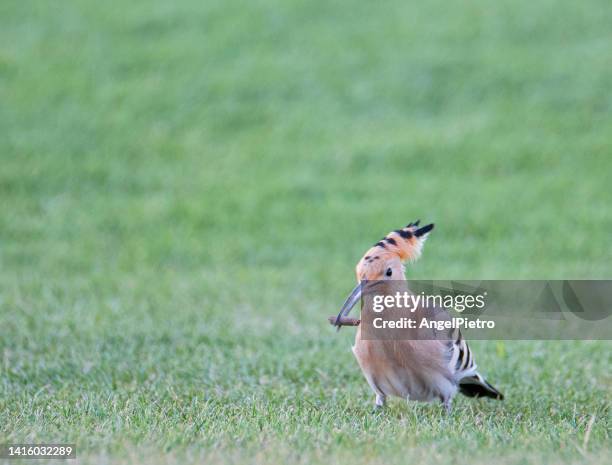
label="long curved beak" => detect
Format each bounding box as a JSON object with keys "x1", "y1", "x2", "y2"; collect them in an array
[{"x1": 334, "y1": 282, "x2": 363, "y2": 330}]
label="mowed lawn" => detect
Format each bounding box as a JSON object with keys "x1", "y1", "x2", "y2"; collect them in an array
[{"x1": 1, "y1": 0, "x2": 611, "y2": 464}]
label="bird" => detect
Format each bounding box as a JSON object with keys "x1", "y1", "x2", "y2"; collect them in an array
[{"x1": 334, "y1": 220, "x2": 503, "y2": 412}]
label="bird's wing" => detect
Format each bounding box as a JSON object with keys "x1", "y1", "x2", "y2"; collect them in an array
[
  {"x1": 402, "y1": 288, "x2": 503, "y2": 401},
  {"x1": 448, "y1": 327, "x2": 504, "y2": 400},
  {"x1": 447, "y1": 328, "x2": 478, "y2": 379}
]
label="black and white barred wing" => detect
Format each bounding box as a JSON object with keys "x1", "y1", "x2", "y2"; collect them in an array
[{"x1": 448, "y1": 329, "x2": 504, "y2": 400}]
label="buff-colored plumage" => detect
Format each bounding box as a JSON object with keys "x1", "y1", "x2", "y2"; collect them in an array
[{"x1": 336, "y1": 221, "x2": 503, "y2": 411}]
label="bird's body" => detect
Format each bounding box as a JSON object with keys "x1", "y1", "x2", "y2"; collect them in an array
[
  {"x1": 353, "y1": 331, "x2": 458, "y2": 406},
  {"x1": 335, "y1": 221, "x2": 503, "y2": 411}
]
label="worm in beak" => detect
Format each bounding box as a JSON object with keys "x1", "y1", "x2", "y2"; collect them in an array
[{"x1": 334, "y1": 282, "x2": 363, "y2": 330}]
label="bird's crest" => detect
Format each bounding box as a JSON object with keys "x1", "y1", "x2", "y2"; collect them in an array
[{"x1": 361, "y1": 220, "x2": 435, "y2": 265}]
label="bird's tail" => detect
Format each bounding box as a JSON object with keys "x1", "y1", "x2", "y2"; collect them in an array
[{"x1": 459, "y1": 372, "x2": 503, "y2": 400}]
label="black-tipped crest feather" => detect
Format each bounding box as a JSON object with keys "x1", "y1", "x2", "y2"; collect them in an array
[{"x1": 414, "y1": 223, "x2": 434, "y2": 237}]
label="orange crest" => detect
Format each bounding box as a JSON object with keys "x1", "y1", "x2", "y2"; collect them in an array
[{"x1": 356, "y1": 221, "x2": 434, "y2": 279}]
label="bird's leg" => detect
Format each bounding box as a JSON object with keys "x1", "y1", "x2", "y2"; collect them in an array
[
  {"x1": 374, "y1": 393, "x2": 386, "y2": 411},
  {"x1": 442, "y1": 398, "x2": 452, "y2": 415}
]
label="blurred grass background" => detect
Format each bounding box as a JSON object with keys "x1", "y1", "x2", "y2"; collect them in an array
[{"x1": 0, "y1": 1, "x2": 611, "y2": 464}]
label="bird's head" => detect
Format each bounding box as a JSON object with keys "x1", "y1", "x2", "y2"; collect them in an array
[{"x1": 335, "y1": 220, "x2": 434, "y2": 326}]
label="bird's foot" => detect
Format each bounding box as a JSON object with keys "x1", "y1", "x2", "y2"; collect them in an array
[{"x1": 371, "y1": 404, "x2": 384, "y2": 414}]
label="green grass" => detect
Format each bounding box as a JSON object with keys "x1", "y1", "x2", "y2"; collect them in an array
[{"x1": 1, "y1": 0, "x2": 611, "y2": 463}]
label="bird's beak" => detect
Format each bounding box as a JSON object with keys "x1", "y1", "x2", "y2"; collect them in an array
[{"x1": 334, "y1": 282, "x2": 363, "y2": 330}]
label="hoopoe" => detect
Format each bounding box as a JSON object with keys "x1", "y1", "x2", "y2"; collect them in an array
[{"x1": 334, "y1": 221, "x2": 503, "y2": 412}]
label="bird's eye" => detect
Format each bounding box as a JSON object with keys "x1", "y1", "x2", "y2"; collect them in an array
[{"x1": 385, "y1": 268, "x2": 393, "y2": 277}]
